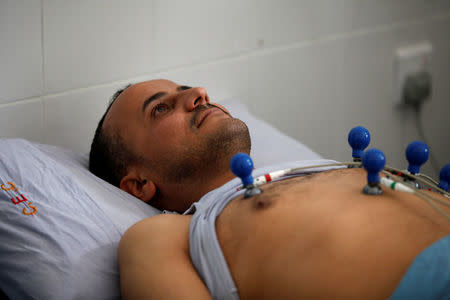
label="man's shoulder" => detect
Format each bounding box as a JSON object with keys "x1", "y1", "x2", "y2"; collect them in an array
[{"x1": 119, "y1": 214, "x2": 191, "y2": 254}]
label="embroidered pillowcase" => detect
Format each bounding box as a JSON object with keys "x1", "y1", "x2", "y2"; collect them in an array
[{"x1": 0, "y1": 139, "x2": 159, "y2": 299}]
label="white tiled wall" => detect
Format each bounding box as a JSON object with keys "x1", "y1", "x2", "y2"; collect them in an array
[
  {"x1": 1, "y1": 0, "x2": 449, "y2": 177},
  {"x1": 43, "y1": 82, "x2": 127, "y2": 153},
  {"x1": 0, "y1": 0, "x2": 42, "y2": 103},
  {"x1": 43, "y1": 0, "x2": 155, "y2": 93},
  {"x1": 0, "y1": 98, "x2": 43, "y2": 142}
]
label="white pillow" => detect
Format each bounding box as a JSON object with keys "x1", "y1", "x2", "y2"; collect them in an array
[
  {"x1": 0, "y1": 139, "x2": 159, "y2": 299},
  {"x1": 0, "y1": 100, "x2": 321, "y2": 299}
]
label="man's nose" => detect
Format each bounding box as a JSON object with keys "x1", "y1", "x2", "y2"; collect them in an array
[{"x1": 184, "y1": 87, "x2": 209, "y2": 111}]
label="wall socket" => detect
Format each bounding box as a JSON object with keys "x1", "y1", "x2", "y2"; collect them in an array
[{"x1": 394, "y1": 41, "x2": 432, "y2": 106}]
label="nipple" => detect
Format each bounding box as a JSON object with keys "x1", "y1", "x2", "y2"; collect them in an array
[{"x1": 230, "y1": 153, "x2": 262, "y2": 198}]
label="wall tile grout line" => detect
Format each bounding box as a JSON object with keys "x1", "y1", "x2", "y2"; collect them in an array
[
  {"x1": 40, "y1": 0, "x2": 45, "y2": 95},
  {"x1": 40, "y1": 0, "x2": 46, "y2": 142},
  {"x1": 0, "y1": 97, "x2": 43, "y2": 110},
  {"x1": 152, "y1": 0, "x2": 156, "y2": 69}
]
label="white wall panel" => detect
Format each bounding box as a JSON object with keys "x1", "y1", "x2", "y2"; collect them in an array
[
  {"x1": 0, "y1": 99, "x2": 44, "y2": 142},
  {"x1": 413, "y1": 17, "x2": 450, "y2": 173},
  {"x1": 275, "y1": 0, "x2": 450, "y2": 46},
  {"x1": 248, "y1": 15, "x2": 450, "y2": 178},
  {"x1": 43, "y1": 0, "x2": 154, "y2": 94},
  {"x1": 43, "y1": 83, "x2": 127, "y2": 153},
  {"x1": 0, "y1": 0, "x2": 42, "y2": 103},
  {"x1": 152, "y1": 0, "x2": 260, "y2": 70},
  {"x1": 156, "y1": 58, "x2": 250, "y2": 103},
  {"x1": 333, "y1": 29, "x2": 409, "y2": 170},
  {"x1": 152, "y1": 0, "x2": 450, "y2": 71},
  {"x1": 247, "y1": 42, "x2": 342, "y2": 158}
]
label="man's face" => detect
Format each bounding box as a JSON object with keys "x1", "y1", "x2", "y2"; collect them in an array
[{"x1": 103, "y1": 79, "x2": 250, "y2": 186}]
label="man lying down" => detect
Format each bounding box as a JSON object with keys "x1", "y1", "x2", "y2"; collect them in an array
[{"x1": 89, "y1": 79, "x2": 450, "y2": 299}]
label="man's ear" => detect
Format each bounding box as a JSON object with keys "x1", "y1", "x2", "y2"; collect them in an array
[{"x1": 120, "y1": 173, "x2": 156, "y2": 203}]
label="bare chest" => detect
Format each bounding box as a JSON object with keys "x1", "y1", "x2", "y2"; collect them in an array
[{"x1": 215, "y1": 169, "x2": 449, "y2": 299}]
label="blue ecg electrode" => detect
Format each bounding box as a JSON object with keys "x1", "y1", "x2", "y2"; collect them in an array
[
  {"x1": 362, "y1": 148, "x2": 386, "y2": 195},
  {"x1": 230, "y1": 153, "x2": 262, "y2": 198},
  {"x1": 348, "y1": 126, "x2": 370, "y2": 163},
  {"x1": 406, "y1": 141, "x2": 429, "y2": 175}
]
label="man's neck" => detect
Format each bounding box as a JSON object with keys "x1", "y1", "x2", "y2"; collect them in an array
[{"x1": 153, "y1": 169, "x2": 236, "y2": 213}]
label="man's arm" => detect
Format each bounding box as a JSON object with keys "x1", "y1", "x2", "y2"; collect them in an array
[{"x1": 118, "y1": 214, "x2": 212, "y2": 300}]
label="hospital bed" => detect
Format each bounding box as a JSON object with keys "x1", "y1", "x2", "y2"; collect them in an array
[{"x1": 0, "y1": 100, "x2": 322, "y2": 299}]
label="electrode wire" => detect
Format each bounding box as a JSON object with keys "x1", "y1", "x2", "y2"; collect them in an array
[
  {"x1": 286, "y1": 161, "x2": 360, "y2": 174},
  {"x1": 385, "y1": 164, "x2": 449, "y2": 197},
  {"x1": 237, "y1": 162, "x2": 359, "y2": 191},
  {"x1": 382, "y1": 171, "x2": 450, "y2": 208},
  {"x1": 416, "y1": 173, "x2": 439, "y2": 186},
  {"x1": 383, "y1": 171, "x2": 450, "y2": 221}
]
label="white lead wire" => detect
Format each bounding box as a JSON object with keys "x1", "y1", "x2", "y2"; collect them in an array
[
  {"x1": 254, "y1": 169, "x2": 290, "y2": 185},
  {"x1": 236, "y1": 162, "x2": 358, "y2": 191},
  {"x1": 380, "y1": 177, "x2": 414, "y2": 193}
]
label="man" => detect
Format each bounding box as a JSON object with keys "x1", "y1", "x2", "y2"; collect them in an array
[{"x1": 89, "y1": 79, "x2": 450, "y2": 299}]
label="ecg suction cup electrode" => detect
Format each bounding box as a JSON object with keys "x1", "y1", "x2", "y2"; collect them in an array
[
  {"x1": 230, "y1": 153, "x2": 262, "y2": 198},
  {"x1": 348, "y1": 126, "x2": 370, "y2": 167},
  {"x1": 362, "y1": 148, "x2": 386, "y2": 195}
]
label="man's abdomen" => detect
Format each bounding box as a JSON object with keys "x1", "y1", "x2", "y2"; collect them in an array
[{"x1": 216, "y1": 168, "x2": 450, "y2": 299}]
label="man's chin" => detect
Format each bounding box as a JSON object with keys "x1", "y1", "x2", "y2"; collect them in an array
[
  {"x1": 207, "y1": 117, "x2": 251, "y2": 156},
  {"x1": 161, "y1": 118, "x2": 251, "y2": 184}
]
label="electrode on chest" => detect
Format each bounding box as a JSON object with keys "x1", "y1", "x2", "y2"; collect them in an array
[{"x1": 228, "y1": 126, "x2": 450, "y2": 222}]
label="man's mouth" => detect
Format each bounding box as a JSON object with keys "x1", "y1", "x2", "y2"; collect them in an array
[
  {"x1": 192, "y1": 105, "x2": 230, "y2": 128},
  {"x1": 196, "y1": 107, "x2": 221, "y2": 128}
]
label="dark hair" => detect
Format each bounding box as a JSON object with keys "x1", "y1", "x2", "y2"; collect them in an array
[{"x1": 89, "y1": 84, "x2": 138, "y2": 187}]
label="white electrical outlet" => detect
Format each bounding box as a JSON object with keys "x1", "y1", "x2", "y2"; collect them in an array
[{"x1": 394, "y1": 41, "x2": 432, "y2": 106}]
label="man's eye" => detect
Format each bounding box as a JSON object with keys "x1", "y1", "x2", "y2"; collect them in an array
[{"x1": 152, "y1": 103, "x2": 169, "y2": 117}]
